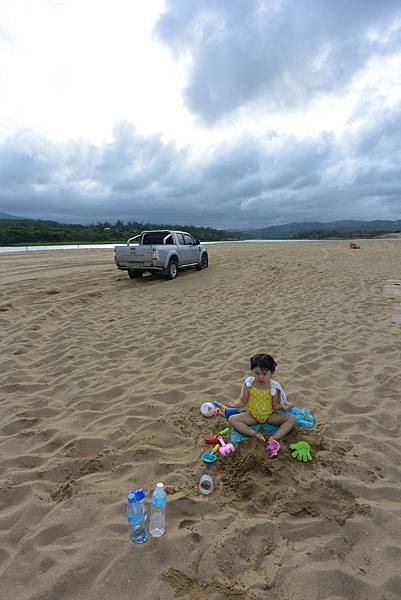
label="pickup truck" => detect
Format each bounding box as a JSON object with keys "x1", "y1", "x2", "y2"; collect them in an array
[{"x1": 113, "y1": 230, "x2": 209, "y2": 280}]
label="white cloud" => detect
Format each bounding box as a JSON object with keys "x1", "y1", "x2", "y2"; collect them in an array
[{"x1": 0, "y1": 0, "x2": 190, "y2": 144}]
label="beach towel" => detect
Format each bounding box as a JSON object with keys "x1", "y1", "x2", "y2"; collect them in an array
[{"x1": 230, "y1": 407, "x2": 316, "y2": 444}]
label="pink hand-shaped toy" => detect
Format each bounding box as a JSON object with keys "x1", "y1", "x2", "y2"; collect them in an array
[{"x1": 217, "y1": 436, "x2": 235, "y2": 456}]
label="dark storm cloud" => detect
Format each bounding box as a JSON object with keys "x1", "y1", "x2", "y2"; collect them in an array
[
  {"x1": 1, "y1": 101, "x2": 401, "y2": 228},
  {"x1": 155, "y1": 0, "x2": 401, "y2": 123}
]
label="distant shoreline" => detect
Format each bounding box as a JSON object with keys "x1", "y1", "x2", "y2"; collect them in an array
[
  {"x1": 0, "y1": 239, "x2": 326, "y2": 254},
  {"x1": 2, "y1": 237, "x2": 401, "y2": 254}
]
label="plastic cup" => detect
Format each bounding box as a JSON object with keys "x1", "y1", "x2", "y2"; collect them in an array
[{"x1": 199, "y1": 474, "x2": 214, "y2": 495}]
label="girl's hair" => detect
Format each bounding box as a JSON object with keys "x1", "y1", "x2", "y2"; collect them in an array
[{"x1": 250, "y1": 353, "x2": 277, "y2": 372}]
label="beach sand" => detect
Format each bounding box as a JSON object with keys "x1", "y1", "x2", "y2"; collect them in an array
[{"x1": 0, "y1": 240, "x2": 401, "y2": 600}]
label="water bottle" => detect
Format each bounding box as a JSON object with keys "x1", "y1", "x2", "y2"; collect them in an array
[
  {"x1": 149, "y1": 482, "x2": 167, "y2": 538},
  {"x1": 127, "y1": 488, "x2": 148, "y2": 544}
]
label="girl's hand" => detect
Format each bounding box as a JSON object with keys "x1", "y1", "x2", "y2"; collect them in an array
[
  {"x1": 253, "y1": 432, "x2": 265, "y2": 443},
  {"x1": 281, "y1": 402, "x2": 294, "y2": 409}
]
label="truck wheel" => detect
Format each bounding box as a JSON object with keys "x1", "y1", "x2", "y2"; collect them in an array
[
  {"x1": 196, "y1": 253, "x2": 209, "y2": 271},
  {"x1": 163, "y1": 258, "x2": 178, "y2": 280},
  {"x1": 128, "y1": 269, "x2": 142, "y2": 279}
]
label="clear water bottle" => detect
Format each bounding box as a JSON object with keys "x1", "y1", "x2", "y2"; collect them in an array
[
  {"x1": 127, "y1": 488, "x2": 148, "y2": 544},
  {"x1": 149, "y1": 482, "x2": 167, "y2": 538}
]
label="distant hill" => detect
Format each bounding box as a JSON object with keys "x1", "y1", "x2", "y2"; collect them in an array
[
  {"x1": 0, "y1": 212, "x2": 28, "y2": 220},
  {"x1": 2, "y1": 215, "x2": 401, "y2": 245},
  {"x1": 232, "y1": 219, "x2": 401, "y2": 239}
]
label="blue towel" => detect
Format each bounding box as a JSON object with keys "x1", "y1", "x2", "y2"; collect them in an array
[{"x1": 230, "y1": 407, "x2": 316, "y2": 445}]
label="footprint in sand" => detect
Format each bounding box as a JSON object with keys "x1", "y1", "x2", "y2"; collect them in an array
[{"x1": 0, "y1": 303, "x2": 13, "y2": 311}]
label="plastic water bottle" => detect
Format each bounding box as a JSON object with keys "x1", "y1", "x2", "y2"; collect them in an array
[
  {"x1": 127, "y1": 488, "x2": 148, "y2": 544},
  {"x1": 149, "y1": 482, "x2": 167, "y2": 537}
]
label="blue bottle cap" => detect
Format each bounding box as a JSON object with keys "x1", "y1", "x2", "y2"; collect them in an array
[
  {"x1": 134, "y1": 488, "x2": 145, "y2": 501},
  {"x1": 127, "y1": 488, "x2": 145, "y2": 503}
]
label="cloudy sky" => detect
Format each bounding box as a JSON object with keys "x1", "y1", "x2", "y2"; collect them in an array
[{"x1": 1, "y1": 0, "x2": 401, "y2": 228}]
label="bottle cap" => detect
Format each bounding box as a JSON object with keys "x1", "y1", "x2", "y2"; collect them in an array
[
  {"x1": 134, "y1": 488, "x2": 145, "y2": 501},
  {"x1": 128, "y1": 488, "x2": 145, "y2": 503}
]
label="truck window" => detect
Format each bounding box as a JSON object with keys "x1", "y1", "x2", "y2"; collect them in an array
[
  {"x1": 142, "y1": 231, "x2": 171, "y2": 245},
  {"x1": 176, "y1": 233, "x2": 185, "y2": 245},
  {"x1": 183, "y1": 234, "x2": 195, "y2": 245},
  {"x1": 165, "y1": 235, "x2": 174, "y2": 245}
]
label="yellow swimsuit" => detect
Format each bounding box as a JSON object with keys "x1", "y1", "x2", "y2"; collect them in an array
[{"x1": 247, "y1": 386, "x2": 273, "y2": 423}]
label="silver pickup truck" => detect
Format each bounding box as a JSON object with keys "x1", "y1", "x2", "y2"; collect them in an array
[{"x1": 113, "y1": 230, "x2": 209, "y2": 280}]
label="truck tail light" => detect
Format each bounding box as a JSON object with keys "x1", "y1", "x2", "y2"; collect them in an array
[{"x1": 151, "y1": 249, "x2": 159, "y2": 260}]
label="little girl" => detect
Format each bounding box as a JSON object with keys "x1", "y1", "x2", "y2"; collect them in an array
[{"x1": 228, "y1": 353, "x2": 296, "y2": 444}]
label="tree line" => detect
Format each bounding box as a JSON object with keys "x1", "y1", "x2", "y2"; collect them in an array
[{"x1": 0, "y1": 219, "x2": 238, "y2": 246}]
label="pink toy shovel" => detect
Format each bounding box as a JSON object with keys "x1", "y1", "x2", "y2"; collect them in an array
[
  {"x1": 217, "y1": 436, "x2": 235, "y2": 456},
  {"x1": 266, "y1": 438, "x2": 280, "y2": 458}
]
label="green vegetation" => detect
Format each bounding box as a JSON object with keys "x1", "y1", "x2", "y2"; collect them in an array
[
  {"x1": 1, "y1": 216, "x2": 400, "y2": 245},
  {"x1": 0, "y1": 218, "x2": 238, "y2": 246}
]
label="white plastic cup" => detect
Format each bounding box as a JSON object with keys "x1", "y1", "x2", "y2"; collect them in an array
[{"x1": 199, "y1": 474, "x2": 214, "y2": 495}]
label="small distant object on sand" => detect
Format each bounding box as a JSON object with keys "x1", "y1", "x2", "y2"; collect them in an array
[
  {"x1": 349, "y1": 241, "x2": 360, "y2": 249},
  {"x1": 383, "y1": 280, "x2": 401, "y2": 299},
  {"x1": 391, "y1": 306, "x2": 401, "y2": 324}
]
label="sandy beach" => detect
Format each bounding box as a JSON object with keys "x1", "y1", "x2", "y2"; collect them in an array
[{"x1": 1, "y1": 240, "x2": 401, "y2": 600}]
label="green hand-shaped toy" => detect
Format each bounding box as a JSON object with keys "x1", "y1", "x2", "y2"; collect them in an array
[{"x1": 290, "y1": 441, "x2": 313, "y2": 462}]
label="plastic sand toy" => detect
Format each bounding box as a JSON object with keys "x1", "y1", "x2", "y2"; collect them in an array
[
  {"x1": 266, "y1": 438, "x2": 280, "y2": 458},
  {"x1": 204, "y1": 427, "x2": 231, "y2": 444},
  {"x1": 289, "y1": 441, "x2": 313, "y2": 462},
  {"x1": 217, "y1": 436, "x2": 235, "y2": 456},
  {"x1": 201, "y1": 444, "x2": 220, "y2": 464}
]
